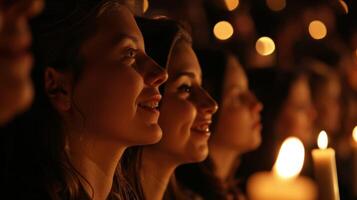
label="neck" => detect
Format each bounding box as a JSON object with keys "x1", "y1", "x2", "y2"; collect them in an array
[
  {"x1": 209, "y1": 140, "x2": 240, "y2": 181},
  {"x1": 140, "y1": 148, "x2": 178, "y2": 200},
  {"x1": 67, "y1": 133, "x2": 126, "y2": 200}
]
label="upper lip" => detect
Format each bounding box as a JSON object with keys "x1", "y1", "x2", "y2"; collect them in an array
[
  {"x1": 191, "y1": 118, "x2": 213, "y2": 132},
  {"x1": 138, "y1": 93, "x2": 162, "y2": 108}
]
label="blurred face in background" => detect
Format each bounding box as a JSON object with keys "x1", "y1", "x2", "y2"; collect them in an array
[
  {"x1": 275, "y1": 76, "x2": 317, "y2": 146},
  {"x1": 313, "y1": 76, "x2": 341, "y2": 135},
  {"x1": 0, "y1": 0, "x2": 43, "y2": 125},
  {"x1": 153, "y1": 40, "x2": 218, "y2": 163},
  {"x1": 213, "y1": 56, "x2": 263, "y2": 154}
]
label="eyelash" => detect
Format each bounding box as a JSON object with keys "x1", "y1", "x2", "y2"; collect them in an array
[
  {"x1": 178, "y1": 84, "x2": 192, "y2": 94},
  {"x1": 121, "y1": 48, "x2": 138, "y2": 66},
  {"x1": 125, "y1": 48, "x2": 138, "y2": 58}
]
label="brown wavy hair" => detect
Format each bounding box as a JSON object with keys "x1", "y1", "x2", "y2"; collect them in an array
[
  {"x1": 1, "y1": 0, "x2": 138, "y2": 199},
  {"x1": 121, "y1": 18, "x2": 192, "y2": 200}
]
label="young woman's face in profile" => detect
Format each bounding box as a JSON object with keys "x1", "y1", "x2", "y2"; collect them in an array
[
  {"x1": 154, "y1": 40, "x2": 217, "y2": 163},
  {"x1": 276, "y1": 76, "x2": 316, "y2": 144},
  {"x1": 66, "y1": 6, "x2": 167, "y2": 146},
  {"x1": 314, "y1": 77, "x2": 341, "y2": 134},
  {"x1": 213, "y1": 56, "x2": 263, "y2": 153},
  {"x1": 0, "y1": 0, "x2": 43, "y2": 125}
]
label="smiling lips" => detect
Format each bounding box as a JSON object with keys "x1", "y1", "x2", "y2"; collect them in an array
[
  {"x1": 191, "y1": 120, "x2": 212, "y2": 136},
  {"x1": 138, "y1": 94, "x2": 161, "y2": 112}
]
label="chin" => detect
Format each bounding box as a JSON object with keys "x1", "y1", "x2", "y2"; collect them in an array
[
  {"x1": 187, "y1": 145, "x2": 209, "y2": 163},
  {"x1": 138, "y1": 124, "x2": 163, "y2": 145}
]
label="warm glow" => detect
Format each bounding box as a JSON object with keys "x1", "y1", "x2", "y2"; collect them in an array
[
  {"x1": 225, "y1": 0, "x2": 239, "y2": 11},
  {"x1": 266, "y1": 0, "x2": 286, "y2": 11},
  {"x1": 273, "y1": 137, "x2": 305, "y2": 179},
  {"x1": 308, "y1": 20, "x2": 327, "y2": 40},
  {"x1": 143, "y1": 0, "x2": 149, "y2": 13},
  {"x1": 339, "y1": 0, "x2": 349, "y2": 14},
  {"x1": 256, "y1": 36, "x2": 275, "y2": 56},
  {"x1": 213, "y1": 21, "x2": 234, "y2": 40},
  {"x1": 353, "y1": 126, "x2": 357, "y2": 143},
  {"x1": 317, "y1": 130, "x2": 328, "y2": 149}
]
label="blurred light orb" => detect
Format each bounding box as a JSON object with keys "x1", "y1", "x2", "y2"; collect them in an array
[
  {"x1": 225, "y1": 0, "x2": 239, "y2": 11},
  {"x1": 256, "y1": 36, "x2": 275, "y2": 56},
  {"x1": 143, "y1": 0, "x2": 149, "y2": 13},
  {"x1": 339, "y1": 0, "x2": 349, "y2": 14},
  {"x1": 266, "y1": 0, "x2": 286, "y2": 11},
  {"x1": 213, "y1": 21, "x2": 234, "y2": 40},
  {"x1": 309, "y1": 20, "x2": 327, "y2": 40}
]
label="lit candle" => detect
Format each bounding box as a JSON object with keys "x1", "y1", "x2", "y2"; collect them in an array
[
  {"x1": 247, "y1": 137, "x2": 317, "y2": 200},
  {"x1": 311, "y1": 131, "x2": 340, "y2": 200},
  {"x1": 353, "y1": 126, "x2": 357, "y2": 197}
]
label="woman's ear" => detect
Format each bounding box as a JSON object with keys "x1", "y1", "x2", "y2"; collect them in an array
[{"x1": 44, "y1": 67, "x2": 73, "y2": 112}]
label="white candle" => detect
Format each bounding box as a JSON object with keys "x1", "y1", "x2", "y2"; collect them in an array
[
  {"x1": 247, "y1": 137, "x2": 317, "y2": 200},
  {"x1": 311, "y1": 130, "x2": 340, "y2": 200},
  {"x1": 353, "y1": 126, "x2": 357, "y2": 197}
]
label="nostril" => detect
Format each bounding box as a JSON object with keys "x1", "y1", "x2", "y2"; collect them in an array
[{"x1": 149, "y1": 68, "x2": 168, "y2": 87}]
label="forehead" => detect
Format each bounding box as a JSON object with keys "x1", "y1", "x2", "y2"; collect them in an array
[
  {"x1": 167, "y1": 40, "x2": 201, "y2": 80},
  {"x1": 289, "y1": 76, "x2": 310, "y2": 101},
  {"x1": 95, "y1": 5, "x2": 144, "y2": 47},
  {"x1": 224, "y1": 56, "x2": 247, "y2": 90}
]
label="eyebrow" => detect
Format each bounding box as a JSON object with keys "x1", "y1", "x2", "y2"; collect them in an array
[
  {"x1": 172, "y1": 71, "x2": 202, "y2": 83},
  {"x1": 111, "y1": 33, "x2": 139, "y2": 47}
]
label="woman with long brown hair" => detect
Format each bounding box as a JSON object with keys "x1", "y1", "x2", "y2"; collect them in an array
[
  {"x1": 122, "y1": 18, "x2": 218, "y2": 200},
  {"x1": 1, "y1": 0, "x2": 167, "y2": 199}
]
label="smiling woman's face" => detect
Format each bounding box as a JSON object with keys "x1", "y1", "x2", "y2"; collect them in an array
[
  {"x1": 152, "y1": 40, "x2": 217, "y2": 163},
  {"x1": 54, "y1": 5, "x2": 167, "y2": 146}
]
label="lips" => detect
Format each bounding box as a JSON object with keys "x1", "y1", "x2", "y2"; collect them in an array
[
  {"x1": 252, "y1": 117, "x2": 262, "y2": 130},
  {"x1": 138, "y1": 94, "x2": 161, "y2": 111},
  {"x1": 191, "y1": 120, "x2": 212, "y2": 136}
]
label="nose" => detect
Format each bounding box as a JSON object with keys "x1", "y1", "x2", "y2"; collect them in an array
[
  {"x1": 143, "y1": 55, "x2": 168, "y2": 88},
  {"x1": 195, "y1": 87, "x2": 218, "y2": 115},
  {"x1": 250, "y1": 92, "x2": 263, "y2": 113}
]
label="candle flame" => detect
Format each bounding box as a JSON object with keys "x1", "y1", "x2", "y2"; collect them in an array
[
  {"x1": 273, "y1": 137, "x2": 305, "y2": 179},
  {"x1": 317, "y1": 130, "x2": 328, "y2": 149},
  {"x1": 353, "y1": 126, "x2": 357, "y2": 142}
]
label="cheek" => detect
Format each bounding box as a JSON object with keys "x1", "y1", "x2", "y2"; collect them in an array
[
  {"x1": 74, "y1": 67, "x2": 143, "y2": 134},
  {"x1": 219, "y1": 107, "x2": 252, "y2": 135},
  {"x1": 158, "y1": 96, "x2": 197, "y2": 152},
  {"x1": 279, "y1": 110, "x2": 310, "y2": 136}
]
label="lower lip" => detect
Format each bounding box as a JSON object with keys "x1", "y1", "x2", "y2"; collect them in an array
[
  {"x1": 191, "y1": 129, "x2": 211, "y2": 138},
  {"x1": 139, "y1": 106, "x2": 160, "y2": 115},
  {"x1": 138, "y1": 105, "x2": 160, "y2": 114}
]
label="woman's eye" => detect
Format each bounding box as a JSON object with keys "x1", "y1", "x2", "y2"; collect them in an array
[
  {"x1": 124, "y1": 48, "x2": 138, "y2": 58},
  {"x1": 235, "y1": 91, "x2": 251, "y2": 105},
  {"x1": 121, "y1": 48, "x2": 138, "y2": 66},
  {"x1": 178, "y1": 84, "x2": 192, "y2": 93}
]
